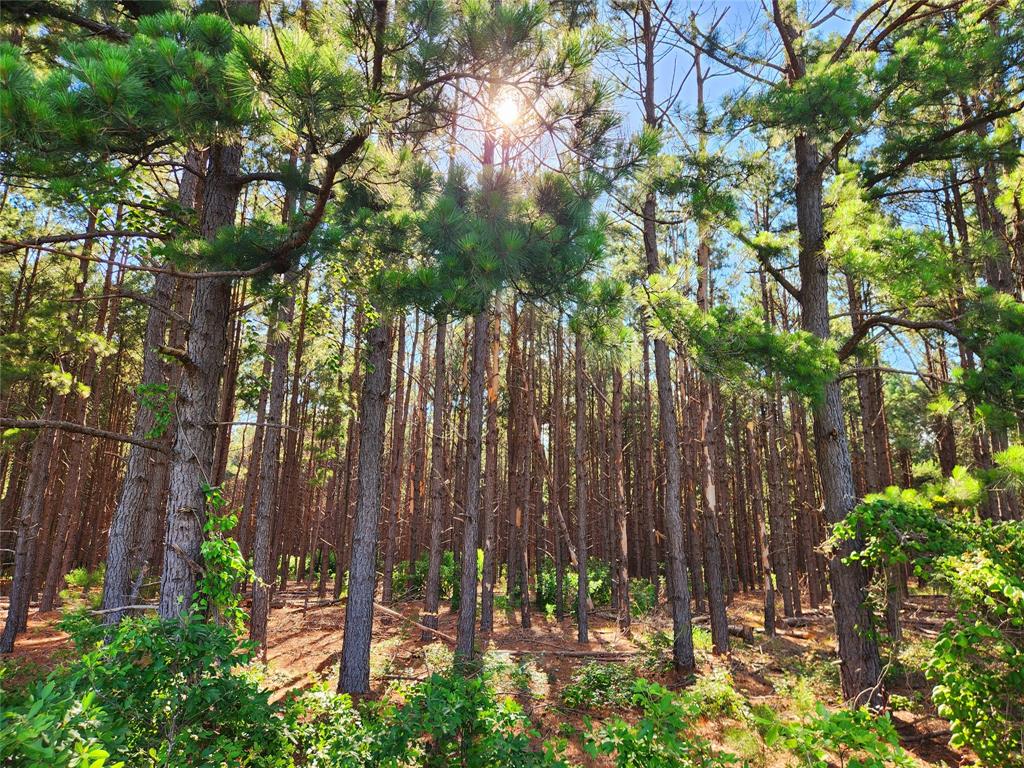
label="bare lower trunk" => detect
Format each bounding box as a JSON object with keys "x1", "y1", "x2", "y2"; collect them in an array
[
  {"x1": 611, "y1": 367, "x2": 630, "y2": 632},
  {"x1": 796, "y1": 134, "x2": 882, "y2": 707},
  {"x1": 747, "y1": 417, "x2": 775, "y2": 636},
  {"x1": 381, "y1": 316, "x2": 409, "y2": 605},
  {"x1": 100, "y1": 270, "x2": 175, "y2": 623},
  {"x1": 699, "y1": 379, "x2": 730, "y2": 655},
  {"x1": 102, "y1": 152, "x2": 201, "y2": 623},
  {"x1": 480, "y1": 301, "x2": 501, "y2": 632},
  {"x1": 454, "y1": 310, "x2": 488, "y2": 663},
  {"x1": 0, "y1": 397, "x2": 60, "y2": 653},
  {"x1": 250, "y1": 282, "x2": 294, "y2": 652},
  {"x1": 422, "y1": 319, "x2": 447, "y2": 637},
  {"x1": 574, "y1": 331, "x2": 589, "y2": 644},
  {"x1": 338, "y1": 321, "x2": 392, "y2": 693}
]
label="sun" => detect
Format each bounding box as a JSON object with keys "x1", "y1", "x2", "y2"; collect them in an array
[{"x1": 492, "y1": 92, "x2": 521, "y2": 128}]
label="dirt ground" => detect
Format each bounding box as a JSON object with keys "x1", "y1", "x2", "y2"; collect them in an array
[{"x1": 1, "y1": 588, "x2": 967, "y2": 767}]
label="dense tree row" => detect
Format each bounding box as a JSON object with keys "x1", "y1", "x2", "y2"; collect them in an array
[{"x1": 1, "y1": 0, "x2": 1023, "y2": 726}]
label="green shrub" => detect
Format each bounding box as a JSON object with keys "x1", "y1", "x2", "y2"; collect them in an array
[
  {"x1": 282, "y1": 684, "x2": 376, "y2": 766},
  {"x1": 683, "y1": 668, "x2": 748, "y2": 720},
  {"x1": 629, "y1": 578, "x2": 657, "y2": 616},
  {"x1": 377, "y1": 672, "x2": 568, "y2": 767},
  {"x1": 560, "y1": 662, "x2": 637, "y2": 711},
  {"x1": 0, "y1": 679, "x2": 122, "y2": 768},
  {"x1": 1, "y1": 612, "x2": 573, "y2": 768},
  {"x1": 763, "y1": 704, "x2": 913, "y2": 768},
  {"x1": 927, "y1": 522, "x2": 1024, "y2": 768},
  {"x1": 64, "y1": 612, "x2": 288, "y2": 766},
  {"x1": 534, "y1": 558, "x2": 612, "y2": 614},
  {"x1": 585, "y1": 679, "x2": 736, "y2": 768},
  {"x1": 59, "y1": 564, "x2": 106, "y2": 609}
]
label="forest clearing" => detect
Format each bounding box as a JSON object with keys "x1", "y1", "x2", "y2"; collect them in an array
[{"x1": 1, "y1": 0, "x2": 1023, "y2": 766}]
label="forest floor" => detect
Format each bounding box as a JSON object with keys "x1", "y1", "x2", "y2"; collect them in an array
[{"x1": 2, "y1": 588, "x2": 967, "y2": 767}]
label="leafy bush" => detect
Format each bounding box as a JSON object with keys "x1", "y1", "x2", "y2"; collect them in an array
[
  {"x1": 57, "y1": 564, "x2": 107, "y2": 611},
  {"x1": 60, "y1": 612, "x2": 288, "y2": 766},
  {"x1": 560, "y1": 662, "x2": 637, "y2": 711},
  {"x1": 839, "y1": 472, "x2": 1024, "y2": 764},
  {"x1": 683, "y1": 668, "x2": 748, "y2": 720},
  {"x1": 281, "y1": 684, "x2": 375, "y2": 766},
  {"x1": 629, "y1": 578, "x2": 657, "y2": 616},
  {"x1": 534, "y1": 558, "x2": 612, "y2": 614},
  {"x1": 377, "y1": 672, "x2": 568, "y2": 767},
  {"x1": 0, "y1": 679, "x2": 121, "y2": 768},
  {"x1": 763, "y1": 704, "x2": 913, "y2": 768},
  {"x1": 585, "y1": 679, "x2": 736, "y2": 768},
  {"x1": 395, "y1": 551, "x2": 456, "y2": 599},
  {"x1": 928, "y1": 522, "x2": 1024, "y2": 767}
]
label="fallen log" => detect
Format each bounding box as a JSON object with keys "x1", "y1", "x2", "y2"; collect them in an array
[
  {"x1": 373, "y1": 601, "x2": 457, "y2": 645},
  {"x1": 729, "y1": 625, "x2": 755, "y2": 643}
]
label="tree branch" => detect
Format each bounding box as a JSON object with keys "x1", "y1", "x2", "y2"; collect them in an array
[
  {"x1": 0, "y1": 418, "x2": 167, "y2": 453},
  {"x1": 15, "y1": 1, "x2": 131, "y2": 42},
  {"x1": 838, "y1": 315, "x2": 962, "y2": 361},
  {"x1": 0, "y1": 230, "x2": 169, "y2": 256},
  {"x1": 864, "y1": 102, "x2": 1024, "y2": 189}
]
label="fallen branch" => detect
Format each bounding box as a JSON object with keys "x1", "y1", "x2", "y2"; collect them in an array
[
  {"x1": 90, "y1": 603, "x2": 158, "y2": 615},
  {"x1": 900, "y1": 729, "x2": 952, "y2": 744},
  {"x1": 506, "y1": 649, "x2": 638, "y2": 658},
  {"x1": 374, "y1": 601, "x2": 456, "y2": 645}
]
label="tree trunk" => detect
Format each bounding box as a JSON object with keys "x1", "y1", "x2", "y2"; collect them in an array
[
  {"x1": 422, "y1": 319, "x2": 448, "y2": 637},
  {"x1": 101, "y1": 154, "x2": 202, "y2": 622},
  {"x1": 611, "y1": 367, "x2": 631, "y2": 632},
  {"x1": 0, "y1": 396, "x2": 61, "y2": 652},
  {"x1": 480, "y1": 299, "x2": 501, "y2": 632},
  {"x1": 795, "y1": 134, "x2": 883, "y2": 707},
  {"x1": 158, "y1": 143, "x2": 243, "y2": 620},
  {"x1": 454, "y1": 309, "x2": 488, "y2": 663},
  {"x1": 249, "y1": 280, "x2": 295, "y2": 653},
  {"x1": 381, "y1": 314, "x2": 409, "y2": 604},
  {"x1": 338, "y1": 320, "x2": 392, "y2": 693},
  {"x1": 746, "y1": 416, "x2": 776, "y2": 636},
  {"x1": 574, "y1": 331, "x2": 589, "y2": 644}
]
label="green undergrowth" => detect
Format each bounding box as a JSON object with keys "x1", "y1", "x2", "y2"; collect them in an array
[{"x1": 0, "y1": 609, "x2": 919, "y2": 768}]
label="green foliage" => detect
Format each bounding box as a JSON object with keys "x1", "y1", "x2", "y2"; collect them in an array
[
  {"x1": 629, "y1": 578, "x2": 657, "y2": 616},
  {"x1": 393, "y1": 551, "x2": 460, "y2": 605},
  {"x1": 534, "y1": 557, "x2": 612, "y2": 614},
  {"x1": 376, "y1": 672, "x2": 568, "y2": 767},
  {"x1": 0, "y1": 679, "x2": 122, "y2": 768},
  {"x1": 584, "y1": 679, "x2": 735, "y2": 768},
  {"x1": 826, "y1": 170, "x2": 959, "y2": 308},
  {"x1": 2, "y1": 614, "x2": 575, "y2": 768},
  {"x1": 832, "y1": 488, "x2": 962, "y2": 576},
  {"x1": 763, "y1": 704, "x2": 913, "y2": 768},
  {"x1": 1, "y1": 12, "x2": 251, "y2": 191},
  {"x1": 385, "y1": 166, "x2": 607, "y2": 321},
  {"x1": 683, "y1": 669, "x2": 747, "y2": 720},
  {"x1": 960, "y1": 290, "x2": 1024, "y2": 427},
  {"x1": 840, "y1": 463, "x2": 1024, "y2": 763},
  {"x1": 194, "y1": 483, "x2": 252, "y2": 631},
  {"x1": 560, "y1": 662, "x2": 637, "y2": 711},
  {"x1": 136, "y1": 383, "x2": 174, "y2": 439},
  {"x1": 280, "y1": 684, "x2": 375, "y2": 767},
  {"x1": 928, "y1": 522, "x2": 1024, "y2": 767},
  {"x1": 21, "y1": 612, "x2": 288, "y2": 767},
  {"x1": 631, "y1": 629, "x2": 674, "y2": 675},
  {"x1": 643, "y1": 282, "x2": 838, "y2": 402},
  {"x1": 59, "y1": 564, "x2": 106, "y2": 610}
]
